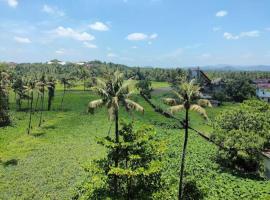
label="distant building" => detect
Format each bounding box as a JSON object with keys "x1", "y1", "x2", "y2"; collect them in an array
[
  {"x1": 253, "y1": 79, "x2": 270, "y2": 103},
  {"x1": 188, "y1": 67, "x2": 225, "y2": 93},
  {"x1": 188, "y1": 67, "x2": 211, "y2": 87},
  {"x1": 256, "y1": 84, "x2": 270, "y2": 103},
  {"x1": 188, "y1": 67, "x2": 224, "y2": 105}
]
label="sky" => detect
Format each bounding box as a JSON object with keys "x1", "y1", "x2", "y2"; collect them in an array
[{"x1": 0, "y1": 0, "x2": 270, "y2": 67}]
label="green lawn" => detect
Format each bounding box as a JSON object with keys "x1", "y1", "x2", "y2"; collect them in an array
[{"x1": 0, "y1": 88, "x2": 269, "y2": 199}]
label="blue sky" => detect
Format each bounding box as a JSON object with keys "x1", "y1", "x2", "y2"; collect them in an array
[{"x1": 0, "y1": 0, "x2": 270, "y2": 67}]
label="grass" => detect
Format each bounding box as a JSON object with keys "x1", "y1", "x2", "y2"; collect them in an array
[{"x1": 0, "y1": 86, "x2": 270, "y2": 199}]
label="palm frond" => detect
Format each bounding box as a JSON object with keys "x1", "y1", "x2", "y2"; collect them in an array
[
  {"x1": 172, "y1": 90, "x2": 184, "y2": 101},
  {"x1": 125, "y1": 99, "x2": 144, "y2": 113},
  {"x1": 197, "y1": 99, "x2": 212, "y2": 108},
  {"x1": 91, "y1": 86, "x2": 109, "y2": 98},
  {"x1": 168, "y1": 104, "x2": 184, "y2": 114},
  {"x1": 190, "y1": 104, "x2": 208, "y2": 119},
  {"x1": 88, "y1": 99, "x2": 104, "y2": 114},
  {"x1": 163, "y1": 98, "x2": 177, "y2": 106}
]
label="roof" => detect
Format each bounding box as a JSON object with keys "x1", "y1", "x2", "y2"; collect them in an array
[
  {"x1": 253, "y1": 79, "x2": 270, "y2": 84},
  {"x1": 257, "y1": 83, "x2": 270, "y2": 89}
]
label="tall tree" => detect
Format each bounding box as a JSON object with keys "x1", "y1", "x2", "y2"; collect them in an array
[
  {"x1": 47, "y1": 77, "x2": 56, "y2": 111},
  {"x1": 0, "y1": 71, "x2": 11, "y2": 126},
  {"x1": 60, "y1": 77, "x2": 72, "y2": 110},
  {"x1": 163, "y1": 79, "x2": 212, "y2": 200},
  {"x1": 36, "y1": 75, "x2": 46, "y2": 127},
  {"x1": 87, "y1": 71, "x2": 144, "y2": 194},
  {"x1": 26, "y1": 80, "x2": 36, "y2": 134}
]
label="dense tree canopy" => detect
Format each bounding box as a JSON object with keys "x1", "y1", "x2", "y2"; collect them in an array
[{"x1": 212, "y1": 100, "x2": 270, "y2": 172}]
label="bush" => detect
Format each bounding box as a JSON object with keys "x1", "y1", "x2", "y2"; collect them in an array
[
  {"x1": 75, "y1": 122, "x2": 166, "y2": 199},
  {"x1": 211, "y1": 100, "x2": 270, "y2": 172}
]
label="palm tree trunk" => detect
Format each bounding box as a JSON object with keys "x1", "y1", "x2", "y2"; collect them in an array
[
  {"x1": 48, "y1": 94, "x2": 52, "y2": 111},
  {"x1": 114, "y1": 109, "x2": 119, "y2": 195},
  {"x1": 27, "y1": 92, "x2": 34, "y2": 134},
  {"x1": 60, "y1": 84, "x2": 66, "y2": 110},
  {"x1": 35, "y1": 93, "x2": 40, "y2": 111},
  {"x1": 83, "y1": 77, "x2": 86, "y2": 91},
  {"x1": 39, "y1": 91, "x2": 44, "y2": 127},
  {"x1": 178, "y1": 108, "x2": 189, "y2": 200}
]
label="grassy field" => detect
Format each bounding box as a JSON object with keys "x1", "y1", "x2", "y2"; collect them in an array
[{"x1": 0, "y1": 84, "x2": 270, "y2": 199}]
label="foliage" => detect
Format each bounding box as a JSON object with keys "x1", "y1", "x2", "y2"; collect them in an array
[
  {"x1": 224, "y1": 78, "x2": 256, "y2": 102},
  {"x1": 1, "y1": 86, "x2": 270, "y2": 199},
  {"x1": 0, "y1": 71, "x2": 11, "y2": 126},
  {"x1": 211, "y1": 100, "x2": 270, "y2": 172},
  {"x1": 136, "y1": 79, "x2": 153, "y2": 98},
  {"x1": 163, "y1": 79, "x2": 211, "y2": 199},
  {"x1": 76, "y1": 122, "x2": 165, "y2": 199}
]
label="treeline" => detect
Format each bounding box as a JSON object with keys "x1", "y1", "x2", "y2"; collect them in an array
[
  {"x1": 206, "y1": 70, "x2": 270, "y2": 80},
  {"x1": 3, "y1": 61, "x2": 186, "y2": 82}
]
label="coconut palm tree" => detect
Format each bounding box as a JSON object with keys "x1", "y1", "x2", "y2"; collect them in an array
[
  {"x1": 26, "y1": 80, "x2": 36, "y2": 134},
  {"x1": 47, "y1": 77, "x2": 56, "y2": 111},
  {"x1": 36, "y1": 75, "x2": 46, "y2": 127},
  {"x1": 60, "y1": 77, "x2": 72, "y2": 110},
  {"x1": 163, "y1": 79, "x2": 212, "y2": 200},
  {"x1": 88, "y1": 71, "x2": 144, "y2": 194}
]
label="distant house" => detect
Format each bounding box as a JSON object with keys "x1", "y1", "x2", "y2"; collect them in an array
[
  {"x1": 188, "y1": 67, "x2": 224, "y2": 105},
  {"x1": 188, "y1": 67, "x2": 225, "y2": 93},
  {"x1": 188, "y1": 67, "x2": 211, "y2": 87},
  {"x1": 256, "y1": 84, "x2": 270, "y2": 103},
  {"x1": 253, "y1": 79, "x2": 270, "y2": 103}
]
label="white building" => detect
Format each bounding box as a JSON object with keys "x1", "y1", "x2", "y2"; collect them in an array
[{"x1": 256, "y1": 84, "x2": 270, "y2": 103}]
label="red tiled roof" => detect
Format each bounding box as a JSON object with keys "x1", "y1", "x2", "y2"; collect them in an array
[{"x1": 257, "y1": 83, "x2": 270, "y2": 89}]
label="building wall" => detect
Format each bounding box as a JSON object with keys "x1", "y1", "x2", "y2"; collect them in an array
[{"x1": 256, "y1": 88, "x2": 270, "y2": 102}]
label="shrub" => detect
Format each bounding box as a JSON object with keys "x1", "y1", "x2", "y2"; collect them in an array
[
  {"x1": 75, "y1": 122, "x2": 166, "y2": 199},
  {"x1": 211, "y1": 100, "x2": 270, "y2": 172}
]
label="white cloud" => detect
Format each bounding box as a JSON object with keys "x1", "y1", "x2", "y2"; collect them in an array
[
  {"x1": 54, "y1": 26, "x2": 95, "y2": 41},
  {"x1": 266, "y1": 27, "x2": 270, "y2": 31},
  {"x1": 126, "y1": 33, "x2": 148, "y2": 41},
  {"x1": 42, "y1": 4, "x2": 65, "y2": 17},
  {"x1": 126, "y1": 33, "x2": 158, "y2": 41},
  {"x1": 240, "y1": 30, "x2": 260, "y2": 37},
  {"x1": 216, "y1": 10, "x2": 228, "y2": 17},
  {"x1": 224, "y1": 30, "x2": 260, "y2": 40},
  {"x1": 213, "y1": 26, "x2": 221, "y2": 32},
  {"x1": 14, "y1": 36, "x2": 31, "y2": 44},
  {"x1": 223, "y1": 32, "x2": 239, "y2": 40},
  {"x1": 6, "y1": 0, "x2": 18, "y2": 8},
  {"x1": 84, "y1": 42, "x2": 97, "y2": 48},
  {"x1": 149, "y1": 33, "x2": 158, "y2": 39},
  {"x1": 107, "y1": 53, "x2": 118, "y2": 58},
  {"x1": 55, "y1": 49, "x2": 65, "y2": 54},
  {"x1": 89, "y1": 22, "x2": 109, "y2": 31},
  {"x1": 131, "y1": 46, "x2": 138, "y2": 49}
]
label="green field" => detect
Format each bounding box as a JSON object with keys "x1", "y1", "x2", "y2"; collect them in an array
[{"x1": 0, "y1": 85, "x2": 270, "y2": 199}]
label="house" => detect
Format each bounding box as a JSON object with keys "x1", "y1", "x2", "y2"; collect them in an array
[
  {"x1": 188, "y1": 67, "x2": 211, "y2": 88},
  {"x1": 188, "y1": 67, "x2": 224, "y2": 105},
  {"x1": 256, "y1": 84, "x2": 270, "y2": 103},
  {"x1": 253, "y1": 79, "x2": 270, "y2": 103}
]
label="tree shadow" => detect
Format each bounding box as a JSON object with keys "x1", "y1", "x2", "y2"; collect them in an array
[
  {"x1": 215, "y1": 157, "x2": 265, "y2": 181},
  {"x1": 2, "y1": 159, "x2": 18, "y2": 167}
]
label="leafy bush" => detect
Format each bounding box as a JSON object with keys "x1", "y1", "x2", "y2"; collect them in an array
[
  {"x1": 136, "y1": 79, "x2": 153, "y2": 99},
  {"x1": 224, "y1": 78, "x2": 256, "y2": 102},
  {"x1": 76, "y1": 122, "x2": 166, "y2": 199},
  {"x1": 211, "y1": 100, "x2": 270, "y2": 172}
]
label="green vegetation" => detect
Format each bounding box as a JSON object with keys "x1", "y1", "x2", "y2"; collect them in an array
[
  {"x1": 0, "y1": 63, "x2": 270, "y2": 199},
  {"x1": 77, "y1": 122, "x2": 165, "y2": 199},
  {"x1": 212, "y1": 100, "x2": 270, "y2": 172}
]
